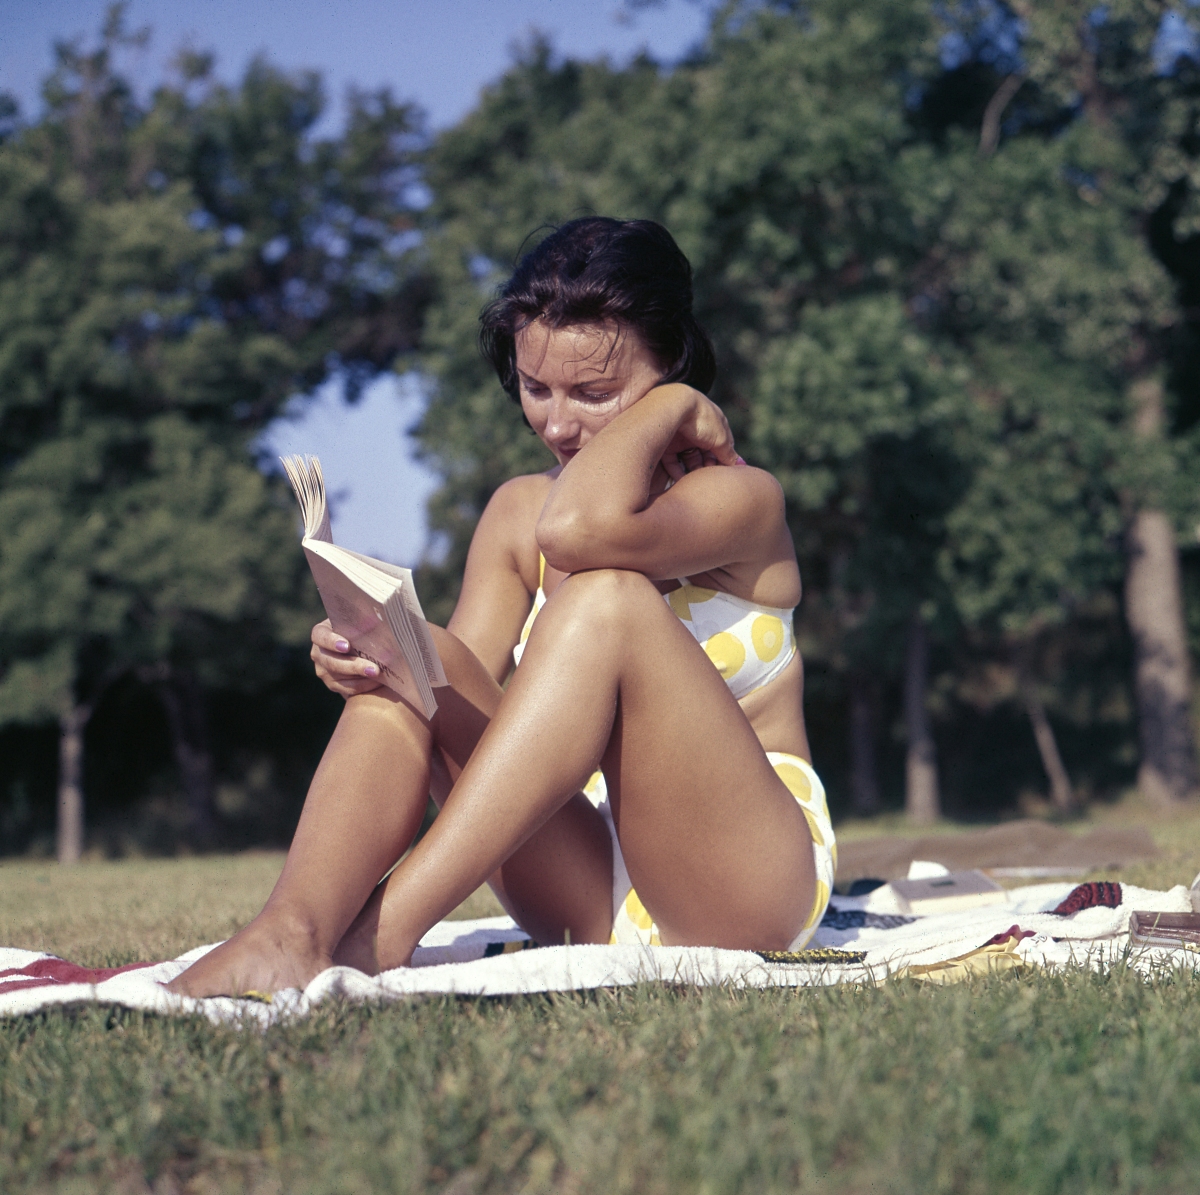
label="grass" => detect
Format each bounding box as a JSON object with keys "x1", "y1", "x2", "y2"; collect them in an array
[
  {"x1": 4, "y1": 798, "x2": 1200, "y2": 1194},
  {"x1": 0, "y1": 856, "x2": 506, "y2": 969}
]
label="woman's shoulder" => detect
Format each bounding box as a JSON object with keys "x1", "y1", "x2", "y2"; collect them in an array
[
  {"x1": 483, "y1": 471, "x2": 556, "y2": 527},
  {"x1": 473, "y1": 471, "x2": 557, "y2": 592},
  {"x1": 493, "y1": 469, "x2": 557, "y2": 502}
]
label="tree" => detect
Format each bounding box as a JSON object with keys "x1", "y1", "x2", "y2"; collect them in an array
[
  {"x1": 419, "y1": 2, "x2": 975, "y2": 816},
  {"x1": 0, "y1": 6, "x2": 428, "y2": 858},
  {"x1": 413, "y1": 0, "x2": 1200, "y2": 816},
  {"x1": 936, "y1": 0, "x2": 1200, "y2": 803}
]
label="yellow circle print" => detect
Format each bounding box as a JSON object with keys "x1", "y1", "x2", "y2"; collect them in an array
[
  {"x1": 751, "y1": 614, "x2": 785, "y2": 662},
  {"x1": 771, "y1": 760, "x2": 813, "y2": 804},
  {"x1": 703, "y1": 631, "x2": 746, "y2": 681}
]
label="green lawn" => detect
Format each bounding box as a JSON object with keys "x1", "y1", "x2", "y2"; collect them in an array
[
  {"x1": 4, "y1": 804, "x2": 1200, "y2": 1194},
  {"x1": 0, "y1": 853, "x2": 505, "y2": 969}
]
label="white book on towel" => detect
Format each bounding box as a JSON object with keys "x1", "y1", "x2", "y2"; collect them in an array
[
  {"x1": 281, "y1": 454, "x2": 446, "y2": 718},
  {"x1": 887, "y1": 869, "x2": 1008, "y2": 916}
]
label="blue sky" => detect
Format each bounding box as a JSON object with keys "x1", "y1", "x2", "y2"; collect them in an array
[{"x1": 1, "y1": 0, "x2": 709, "y2": 563}]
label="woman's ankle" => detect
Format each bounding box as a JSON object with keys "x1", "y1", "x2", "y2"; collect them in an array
[{"x1": 252, "y1": 902, "x2": 335, "y2": 965}]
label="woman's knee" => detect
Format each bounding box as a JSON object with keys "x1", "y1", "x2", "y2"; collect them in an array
[
  {"x1": 549, "y1": 568, "x2": 665, "y2": 633},
  {"x1": 514, "y1": 571, "x2": 673, "y2": 677}
]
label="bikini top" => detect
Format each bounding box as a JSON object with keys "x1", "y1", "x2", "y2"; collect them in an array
[{"x1": 512, "y1": 555, "x2": 797, "y2": 700}]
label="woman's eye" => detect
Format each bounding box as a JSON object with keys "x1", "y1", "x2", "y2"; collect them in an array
[{"x1": 582, "y1": 391, "x2": 612, "y2": 401}]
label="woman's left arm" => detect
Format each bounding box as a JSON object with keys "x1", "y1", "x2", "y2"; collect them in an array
[{"x1": 536, "y1": 384, "x2": 786, "y2": 579}]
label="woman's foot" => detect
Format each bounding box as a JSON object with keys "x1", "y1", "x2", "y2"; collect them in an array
[{"x1": 165, "y1": 912, "x2": 332, "y2": 998}]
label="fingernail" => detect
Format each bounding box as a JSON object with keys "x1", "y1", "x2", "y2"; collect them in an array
[
  {"x1": 335, "y1": 639, "x2": 350, "y2": 652},
  {"x1": 364, "y1": 664, "x2": 378, "y2": 677}
]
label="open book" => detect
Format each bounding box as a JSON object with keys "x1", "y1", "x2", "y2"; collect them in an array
[{"x1": 281, "y1": 455, "x2": 446, "y2": 718}]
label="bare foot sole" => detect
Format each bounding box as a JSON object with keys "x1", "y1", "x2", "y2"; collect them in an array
[{"x1": 165, "y1": 916, "x2": 331, "y2": 998}]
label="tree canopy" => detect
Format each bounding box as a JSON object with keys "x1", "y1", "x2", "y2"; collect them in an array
[
  {"x1": 4, "y1": 0, "x2": 1200, "y2": 856},
  {"x1": 414, "y1": 0, "x2": 1200, "y2": 814},
  {"x1": 0, "y1": 7, "x2": 428, "y2": 856}
]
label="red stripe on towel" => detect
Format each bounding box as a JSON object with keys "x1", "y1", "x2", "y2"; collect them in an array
[{"x1": 0, "y1": 958, "x2": 156, "y2": 995}]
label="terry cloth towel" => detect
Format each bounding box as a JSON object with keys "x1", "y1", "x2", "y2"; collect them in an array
[{"x1": 1, "y1": 881, "x2": 1196, "y2": 1028}]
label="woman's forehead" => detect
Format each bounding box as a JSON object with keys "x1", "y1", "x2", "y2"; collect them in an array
[{"x1": 515, "y1": 320, "x2": 640, "y2": 376}]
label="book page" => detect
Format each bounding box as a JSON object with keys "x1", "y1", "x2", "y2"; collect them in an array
[
  {"x1": 304, "y1": 547, "x2": 435, "y2": 717},
  {"x1": 282, "y1": 453, "x2": 442, "y2": 718}
]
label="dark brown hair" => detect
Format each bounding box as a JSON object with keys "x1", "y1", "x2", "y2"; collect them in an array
[{"x1": 479, "y1": 217, "x2": 716, "y2": 400}]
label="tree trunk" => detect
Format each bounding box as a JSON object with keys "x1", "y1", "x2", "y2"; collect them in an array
[
  {"x1": 849, "y1": 672, "x2": 881, "y2": 814},
  {"x1": 156, "y1": 671, "x2": 219, "y2": 846},
  {"x1": 1124, "y1": 377, "x2": 1200, "y2": 805},
  {"x1": 1125, "y1": 507, "x2": 1200, "y2": 803},
  {"x1": 979, "y1": 72, "x2": 1025, "y2": 156},
  {"x1": 56, "y1": 701, "x2": 91, "y2": 864},
  {"x1": 904, "y1": 613, "x2": 940, "y2": 823},
  {"x1": 1021, "y1": 683, "x2": 1074, "y2": 813}
]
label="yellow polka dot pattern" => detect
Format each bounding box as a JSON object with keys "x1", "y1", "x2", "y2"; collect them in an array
[
  {"x1": 668, "y1": 584, "x2": 716, "y2": 623},
  {"x1": 703, "y1": 631, "x2": 746, "y2": 682},
  {"x1": 751, "y1": 615, "x2": 785, "y2": 662},
  {"x1": 670, "y1": 583, "x2": 795, "y2": 700},
  {"x1": 608, "y1": 754, "x2": 836, "y2": 950},
  {"x1": 515, "y1": 564, "x2": 797, "y2": 701}
]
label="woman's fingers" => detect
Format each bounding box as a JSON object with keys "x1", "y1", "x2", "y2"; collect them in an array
[
  {"x1": 310, "y1": 619, "x2": 384, "y2": 696},
  {"x1": 662, "y1": 454, "x2": 686, "y2": 481},
  {"x1": 311, "y1": 619, "x2": 350, "y2": 654}
]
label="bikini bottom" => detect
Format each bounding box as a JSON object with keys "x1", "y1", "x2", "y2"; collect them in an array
[{"x1": 578, "y1": 753, "x2": 836, "y2": 950}]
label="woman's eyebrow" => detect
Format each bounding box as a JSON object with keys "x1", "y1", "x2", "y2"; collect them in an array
[{"x1": 516, "y1": 367, "x2": 620, "y2": 387}]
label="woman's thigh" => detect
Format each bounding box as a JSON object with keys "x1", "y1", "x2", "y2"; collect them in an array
[{"x1": 559, "y1": 571, "x2": 817, "y2": 950}]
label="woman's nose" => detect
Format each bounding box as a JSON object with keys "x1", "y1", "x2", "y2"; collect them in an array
[{"x1": 543, "y1": 396, "x2": 579, "y2": 445}]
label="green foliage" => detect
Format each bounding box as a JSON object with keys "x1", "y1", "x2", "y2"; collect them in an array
[
  {"x1": 414, "y1": 0, "x2": 1200, "y2": 808},
  {"x1": 0, "y1": 8, "x2": 427, "y2": 841}
]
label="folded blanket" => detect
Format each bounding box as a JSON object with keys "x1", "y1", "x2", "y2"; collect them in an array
[{"x1": 1, "y1": 880, "x2": 1195, "y2": 1027}]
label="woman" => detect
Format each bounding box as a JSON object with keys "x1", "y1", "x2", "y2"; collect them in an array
[{"x1": 169, "y1": 217, "x2": 835, "y2": 998}]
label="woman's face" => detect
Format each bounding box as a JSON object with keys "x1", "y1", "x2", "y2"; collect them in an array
[{"x1": 514, "y1": 320, "x2": 665, "y2": 466}]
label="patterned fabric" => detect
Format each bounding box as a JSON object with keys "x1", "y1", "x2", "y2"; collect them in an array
[
  {"x1": 820, "y1": 908, "x2": 917, "y2": 932},
  {"x1": 608, "y1": 754, "x2": 837, "y2": 951},
  {"x1": 512, "y1": 556, "x2": 821, "y2": 950},
  {"x1": 1052, "y1": 882, "x2": 1122, "y2": 916},
  {"x1": 514, "y1": 558, "x2": 797, "y2": 700},
  {"x1": 757, "y1": 947, "x2": 867, "y2": 965},
  {"x1": 662, "y1": 581, "x2": 796, "y2": 699}
]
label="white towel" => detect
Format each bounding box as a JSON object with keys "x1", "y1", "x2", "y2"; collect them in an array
[{"x1": 1, "y1": 881, "x2": 1194, "y2": 1028}]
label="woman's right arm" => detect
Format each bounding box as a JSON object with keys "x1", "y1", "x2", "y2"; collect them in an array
[
  {"x1": 311, "y1": 475, "x2": 545, "y2": 695},
  {"x1": 446, "y1": 476, "x2": 546, "y2": 682}
]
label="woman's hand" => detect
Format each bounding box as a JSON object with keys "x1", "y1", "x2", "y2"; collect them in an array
[
  {"x1": 311, "y1": 620, "x2": 385, "y2": 698},
  {"x1": 655, "y1": 385, "x2": 740, "y2": 482}
]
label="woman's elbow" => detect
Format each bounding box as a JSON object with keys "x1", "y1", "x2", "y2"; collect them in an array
[
  {"x1": 537, "y1": 508, "x2": 588, "y2": 573},
  {"x1": 536, "y1": 509, "x2": 611, "y2": 574}
]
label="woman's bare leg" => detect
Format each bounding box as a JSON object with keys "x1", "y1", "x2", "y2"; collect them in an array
[
  {"x1": 365, "y1": 568, "x2": 816, "y2": 969},
  {"x1": 167, "y1": 627, "x2": 610, "y2": 998}
]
